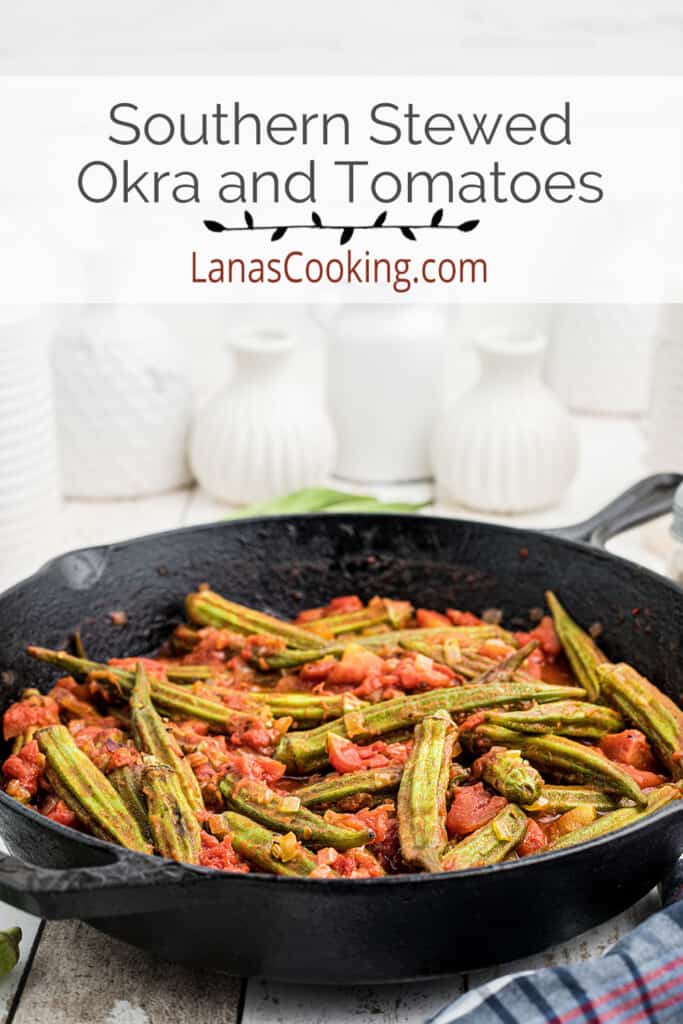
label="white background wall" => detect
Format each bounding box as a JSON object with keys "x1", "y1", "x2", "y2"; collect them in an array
[{"x1": 3, "y1": 1, "x2": 683, "y2": 75}]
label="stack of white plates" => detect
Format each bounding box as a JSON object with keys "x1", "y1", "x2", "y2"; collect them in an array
[
  {"x1": 644, "y1": 308, "x2": 683, "y2": 474},
  {"x1": 0, "y1": 307, "x2": 62, "y2": 591}
]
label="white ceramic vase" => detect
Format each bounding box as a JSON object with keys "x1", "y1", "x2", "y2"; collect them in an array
[
  {"x1": 322, "y1": 305, "x2": 449, "y2": 483},
  {"x1": 644, "y1": 307, "x2": 683, "y2": 473},
  {"x1": 52, "y1": 306, "x2": 193, "y2": 498},
  {"x1": 432, "y1": 332, "x2": 578, "y2": 513},
  {"x1": 546, "y1": 305, "x2": 658, "y2": 414},
  {"x1": 190, "y1": 329, "x2": 336, "y2": 505},
  {"x1": 0, "y1": 306, "x2": 62, "y2": 588}
]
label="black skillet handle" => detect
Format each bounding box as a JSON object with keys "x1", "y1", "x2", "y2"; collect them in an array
[
  {"x1": 547, "y1": 474, "x2": 683, "y2": 549},
  {"x1": 0, "y1": 846, "x2": 207, "y2": 920}
]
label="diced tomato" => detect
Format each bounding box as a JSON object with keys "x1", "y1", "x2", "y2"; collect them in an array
[
  {"x1": 328, "y1": 733, "x2": 364, "y2": 773},
  {"x1": 295, "y1": 607, "x2": 325, "y2": 624},
  {"x1": 459, "y1": 711, "x2": 487, "y2": 734},
  {"x1": 446, "y1": 783, "x2": 507, "y2": 838},
  {"x1": 447, "y1": 609, "x2": 483, "y2": 626},
  {"x1": 199, "y1": 831, "x2": 250, "y2": 872},
  {"x1": 325, "y1": 802, "x2": 395, "y2": 844},
  {"x1": 3, "y1": 697, "x2": 60, "y2": 740},
  {"x1": 326, "y1": 734, "x2": 411, "y2": 774},
  {"x1": 168, "y1": 718, "x2": 211, "y2": 752},
  {"x1": 107, "y1": 746, "x2": 140, "y2": 771},
  {"x1": 240, "y1": 634, "x2": 286, "y2": 671},
  {"x1": 326, "y1": 647, "x2": 384, "y2": 687},
  {"x1": 478, "y1": 640, "x2": 516, "y2": 662},
  {"x1": 415, "y1": 609, "x2": 451, "y2": 628},
  {"x1": 109, "y1": 657, "x2": 168, "y2": 679},
  {"x1": 599, "y1": 730, "x2": 658, "y2": 772},
  {"x1": 379, "y1": 598, "x2": 413, "y2": 629},
  {"x1": 229, "y1": 718, "x2": 275, "y2": 756},
  {"x1": 2, "y1": 741, "x2": 45, "y2": 796},
  {"x1": 393, "y1": 654, "x2": 455, "y2": 692},
  {"x1": 523, "y1": 617, "x2": 562, "y2": 658},
  {"x1": 40, "y1": 795, "x2": 79, "y2": 828},
  {"x1": 615, "y1": 763, "x2": 667, "y2": 789},
  {"x1": 299, "y1": 657, "x2": 338, "y2": 684},
  {"x1": 67, "y1": 721, "x2": 127, "y2": 772},
  {"x1": 517, "y1": 818, "x2": 548, "y2": 857},
  {"x1": 311, "y1": 846, "x2": 384, "y2": 878},
  {"x1": 226, "y1": 749, "x2": 286, "y2": 785},
  {"x1": 326, "y1": 596, "x2": 364, "y2": 615}
]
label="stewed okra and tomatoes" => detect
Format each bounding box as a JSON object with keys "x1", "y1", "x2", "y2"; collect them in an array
[{"x1": 4, "y1": 588, "x2": 682, "y2": 878}]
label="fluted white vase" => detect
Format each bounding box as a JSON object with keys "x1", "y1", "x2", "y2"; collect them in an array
[
  {"x1": 190, "y1": 329, "x2": 336, "y2": 505},
  {"x1": 0, "y1": 306, "x2": 62, "y2": 589},
  {"x1": 52, "y1": 306, "x2": 193, "y2": 497},
  {"x1": 432, "y1": 332, "x2": 578, "y2": 513}
]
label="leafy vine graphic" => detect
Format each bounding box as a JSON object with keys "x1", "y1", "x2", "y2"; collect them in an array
[{"x1": 203, "y1": 209, "x2": 479, "y2": 245}]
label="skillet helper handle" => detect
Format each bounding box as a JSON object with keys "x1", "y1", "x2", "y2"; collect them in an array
[
  {"x1": 0, "y1": 846, "x2": 206, "y2": 920},
  {"x1": 548, "y1": 474, "x2": 683, "y2": 549}
]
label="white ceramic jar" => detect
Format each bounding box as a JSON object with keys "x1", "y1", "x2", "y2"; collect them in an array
[
  {"x1": 52, "y1": 306, "x2": 193, "y2": 498},
  {"x1": 190, "y1": 328, "x2": 336, "y2": 505},
  {"x1": 0, "y1": 306, "x2": 62, "y2": 588},
  {"x1": 546, "y1": 305, "x2": 658, "y2": 414},
  {"x1": 644, "y1": 306, "x2": 683, "y2": 474},
  {"x1": 323, "y1": 305, "x2": 449, "y2": 483},
  {"x1": 432, "y1": 331, "x2": 578, "y2": 513}
]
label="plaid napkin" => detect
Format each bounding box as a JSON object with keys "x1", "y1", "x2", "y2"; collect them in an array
[{"x1": 428, "y1": 860, "x2": 683, "y2": 1024}]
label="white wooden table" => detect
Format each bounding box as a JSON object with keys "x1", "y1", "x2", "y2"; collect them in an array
[{"x1": 0, "y1": 414, "x2": 673, "y2": 1024}]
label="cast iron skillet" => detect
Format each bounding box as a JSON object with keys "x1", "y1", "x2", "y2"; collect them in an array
[{"x1": 0, "y1": 474, "x2": 681, "y2": 984}]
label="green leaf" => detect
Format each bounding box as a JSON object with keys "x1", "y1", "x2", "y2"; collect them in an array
[
  {"x1": 325, "y1": 500, "x2": 429, "y2": 513},
  {"x1": 226, "y1": 488, "x2": 373, "y2": 518},
  {"x1": 226, "y1": 489, "x2": 429, "y2": 518}
]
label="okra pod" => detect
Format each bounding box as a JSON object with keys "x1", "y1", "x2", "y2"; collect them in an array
[
  {"x1": 485, "y1": 701, "x2": 624, "y2": 739},
  {"x1": 248, "y1": 692, "x2": 367, "y2": 725},
  {"x1": 598, "y1": 662, "x2": 683, "y2": 779},
  {"x1": 244, "y1": 624, "x2": 517, "y2": 671},
  {"x1": 275, "y1": 675, "x2": 586, "y2": 774},
  {"x1": 27, "y1": 647, "x2": 262, "y2": 731},
  {"x1": 215, "y1": 812, "x2": 320, "y2": 876},
  {"x1": 186, "y1": 590, "x2": 327, "y2": 651},
  {"x1": 441, "y1": 804, "x2": 528, "y2": 871},
  {"x1": 141, "y1": 759, "x2": 202, "y2": 864},
  {"x1": 350, "y1": 624, "x2": 517, "y2": 653},
  {"x1": 219, "y1": 774, "x2": 374, "y2": 850},
  {"x1": 524, "y1": 785, "x2": 623, "y2": 814},
  {"x1": 295, "y1": 765, "x2": 403, "y2": 807},
  {"x1": 35, "y1": 725, "x2": 151, "y2": 853},
  {"x1": 130, "y1": 664, "x2": 205, "y2": 816},
  {"x1": 475, "y1": 747, "x2": 544, "y2": 805},
  {"x1": 0, "y1": 928, "x2": 21, "y2": 976},
  {"x1": 461, "y1": 723, "x2": 647, "y2": 807},
  {"x1": 550, "y1": 784, "x2": 682, "y2": 851},
  {"x1": 398, "y1": 711, "x2": 455, "y2": 872},
  {"x1": 109, "y1": 763, "x2": 152, "y2": 841},
  {"x1": 546, "y1": 592, "x2": 607, "y2": 702}
]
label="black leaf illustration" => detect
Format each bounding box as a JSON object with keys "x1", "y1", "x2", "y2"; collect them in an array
[
  {"x1": 431, "y1": 208, "x2": 444, "y2": 227},
  {"x1": 271, "y1": 226, "x2": 288, "y2": 241},
  {"x1": 204, "y1": 220, "x2": 226, "y2": 233},
  {"x1": 312, "y1": 212, "x2": 323, "y2": 227},
  {"x1": 456, "y1": 219, "x2": 480, "y2": 233},
  {"x1": 340, "y1": 227, "x2": 354, "y2": 245},
  {"x1": 244, "y1": 211, "x2": 254, "y2": 229},
  {"x1": 374, "y1": 211, "x2": 387, "y2": 227},
  {"x1": 400, "y1": 226, "x2": 417, "y2": 241}
]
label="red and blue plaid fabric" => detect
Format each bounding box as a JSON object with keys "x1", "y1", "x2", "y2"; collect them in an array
[{"x1": 428, "y1": 861, "x2": 683, "y2": 1024}]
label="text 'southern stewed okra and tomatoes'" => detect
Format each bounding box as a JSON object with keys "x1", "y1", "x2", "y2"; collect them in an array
[{"x1": 3, "y1": 588, "x2": 682, "y2": 877}]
